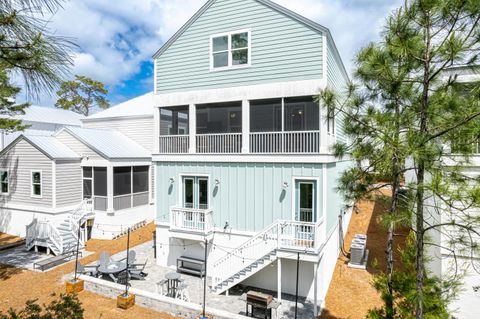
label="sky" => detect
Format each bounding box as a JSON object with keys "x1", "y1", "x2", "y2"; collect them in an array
[{"x1": 17, "y1": 0, "x2": 403, "y2": 107}]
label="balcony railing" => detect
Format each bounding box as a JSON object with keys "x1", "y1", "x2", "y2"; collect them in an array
[
  {"x1": 170, "y1": 207, "x2": 214, "y2": 234},
  {"x1": 196, "y1": 133, "x2": 242, "y2": 154},
  {"x1": 159, "y1": 135, "x2": 189, "y2": 154},
  {"x1": 250, "y1": 131, "x2": 320, "y2": 154}
]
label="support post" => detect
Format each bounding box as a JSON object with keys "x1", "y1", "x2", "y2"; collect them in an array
[
  {"x1": 295, "y1": 252, "x2": 300, "y2": 319},
  {"x1": 202, "y1": 238, "x2": 208, "y2": 318},
  {"x1": 189, "y1": 103, "x2": 196, "y2": 153},
  {"x1": 314, "y1": 262, "x2": 318, "y2": 317},
  {"x1": 241, "y1": 99, "x2": 250, "y2": 153},
  {"x1": 107, "y1": 165, "x2": 114, "y2": 216},
  {"x1": 277, "y1": 258, "x2": 282, "y2": 302}
]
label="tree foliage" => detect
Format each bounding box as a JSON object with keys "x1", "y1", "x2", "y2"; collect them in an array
[
  {"x1": 0, "y1": 64, "x2": 29, "y2": 131},
  {"x1": 55, "y1": 75, "x2": 110, "y2": 116},
  {"x1": 0, "y1": 293, "x2": 84, "y2": 319},
  {"x1": 0, "y1": 0, "x2": 75, "y2": 96}
]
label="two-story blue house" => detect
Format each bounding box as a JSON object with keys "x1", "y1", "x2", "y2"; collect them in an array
[{"x1": 152, "y1": 0, "x2": 352, "y2": 315}]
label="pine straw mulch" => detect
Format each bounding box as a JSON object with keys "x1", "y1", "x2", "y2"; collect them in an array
[
  {"x1": 0, "y1": 222, "x2": 179, "y2": 319},
  {"x1": 319, "y1": 193, "x2": 409, "y2": 319},
  {"x1": 0, "y1": 233, "x2": 24, "y2": 247}
]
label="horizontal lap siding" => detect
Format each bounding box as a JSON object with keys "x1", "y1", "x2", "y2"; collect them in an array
[
  {"x1": 56, "y1": 161, "x2": 82, "y2": 207},
  {"x1": 0, "y1": 140, "x2": 52, "y2": 207},
  {"x1": 55, "y1": 131, "x2": 103, "y2": 160},
  {"x1": 155, "y1": 162, "x2": 323, "y2": 232},
  {"x1": 327, "y1": 39, "x2": 348, "y2": 144},
  {"x1": 83, "y1": 117, "x2": 154, "y2": 152},
  {"x1": 155, "y1": 0, "x2": 324, "y2": 93}
]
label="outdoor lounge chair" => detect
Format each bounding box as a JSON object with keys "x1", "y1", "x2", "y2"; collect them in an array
[
  {"x1": 116, "y1": 270, "x2": 131, "y2": 286},
  {"x1": 128, "y1": 259, "x2": 148, "y2": 280},
  {"x1": 117, "y1": 250, "x2": 136, "y2": 264},
  {"x1": 99, "y1": 251, "x2": 110, "y2": 267},
  {"x1": 76, "y1": 261, "x2": 99, "y2": 277}
]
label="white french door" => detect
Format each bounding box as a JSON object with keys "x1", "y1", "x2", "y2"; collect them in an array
[{"x1": 183, "y1": 177, "x2": 209, "y2": 209}]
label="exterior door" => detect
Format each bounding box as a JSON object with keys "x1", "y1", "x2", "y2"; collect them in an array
[
  {"x1": 295, "y1": 181, "x2": 316, "y2": 222},
  {"x1": 182, "y1": 177, "x2": 209, "y2": 229}
]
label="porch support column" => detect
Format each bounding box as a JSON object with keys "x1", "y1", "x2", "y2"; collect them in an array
[
  {"x1": 242, "y1": 99, "x2": 250, "y2": 153},
  {"x1": 153, "y1": 107, "x2": 160, "y2": 154},
  {"x1": 189, "y1": 103, "x2": 196, "y2": 153},
  {"x1": 314, "y1": 261, "x2": 319, "y2": 317},
  {"x1": 277, "y1": 258, "x2": 282, "y2": 302},
  {"x1": 107, "y1": 165, "x2": 114, "y2": 216}
]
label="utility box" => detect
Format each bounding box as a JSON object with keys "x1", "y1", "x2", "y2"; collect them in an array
[{"x1": 348, "y1": 234, "x2": 369, "y2": 269}]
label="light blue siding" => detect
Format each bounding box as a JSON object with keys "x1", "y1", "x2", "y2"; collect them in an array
[
  {"x1": 156, "y1": 162, "x2": 325, "y2": 232},
  {"x1": 155, "y1": 0, "x2": 324, "y2": 93},
  {"x1": 326, "y1": 160, "x2": 353, "y2": 233}
]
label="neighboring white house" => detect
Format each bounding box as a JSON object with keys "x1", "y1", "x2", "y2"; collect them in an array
[
  {"x1": 151, "y1": 0, "x2": 352, "y2": 316},
  {"x1": 0, "y1": 95, "x2": 156, "y2": 254},
  {"x1": 0, "y1": 105, "x2": 84, "y2": 150}
]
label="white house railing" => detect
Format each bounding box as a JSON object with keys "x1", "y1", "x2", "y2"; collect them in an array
[
  {"x1": 250, "y1": 131, "x2": 321, "y2": 154},
  {"x1": 212, "y1": 219, "x2": 324, "y2": 288},
  {"x1": 159, "y1": 135, "x2": 189, "y2": 154},
  {"x1": 196, "y1": 133, "x2": 242, "y2": 154},
  {"x1": 170, "y1": 207, "x2": 214, "y2": 234}
]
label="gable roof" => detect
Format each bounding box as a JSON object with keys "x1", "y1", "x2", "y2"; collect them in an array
[
  {"x1": 12, "y1": 105, "x2": 84, "y2": 126},
  {"x1": 152, "y1": 0, "x2": 348, "y2": 79},
  {"x1": 0, "y1": 135, "x2": 80, "y2": 160},
  {"x1": 57, "y1": 127, "x2": 151, "y2": 159},
  {"x1": 84, "y1": 92, "x2": 154, "y2": 121}
]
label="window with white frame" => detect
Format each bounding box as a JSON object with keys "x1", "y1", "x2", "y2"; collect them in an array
[
  {"x1": 211, "y1": 31, "x2": 250, "y2": 69},
  {"x1": 0, "y1": 170, "x2": 8, "y2": 194},
  {"x1": 31, "y1": 171, "x2": 42, "y2": 197}
]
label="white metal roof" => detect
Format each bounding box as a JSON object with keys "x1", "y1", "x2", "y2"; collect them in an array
[
  {"x1": 61, "y1": 127, "x2": 151, "y2": 159},
  {"x1": 12, "y1": 105, "x2": 84, "y2": 126},
  {"x1": 85, "y1": 92, "x2": 154, "y2": 121},
  {"x1": 22, "y1": 135, "x2": 80, "y2": 160}
]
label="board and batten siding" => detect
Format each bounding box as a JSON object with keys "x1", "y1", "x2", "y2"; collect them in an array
[
  {"x1": 83, "y1": 117, "x2": 154, "y2": 152},
  {"x1": 155, "y1": 0, "x2": 324, "y2": 93},
  {"x1": 55, "y1": 130, "x2": 103, "y2": 160},
  {"x1": 326, "y1": 160, "x2": 353, "y2": 233},
  {"x1": 156, "y1": 162, "x2": 325, "y2": 232},
  {"x1": 55, "y1": 160, "x2": 82, "y2": 207},
  {"x1": 0, "y1": 140, "x2": 53, "y2": 207}
]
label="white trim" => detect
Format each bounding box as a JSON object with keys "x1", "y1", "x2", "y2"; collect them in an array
[
  {"x1": 30, "y1": 170, "x2": 43, "y2": 198},
  {"x1": 322, "y1": 164, "x2": 328, "y2": 240},
  {"x1": 153, "y1": 59, "x2": 158, "y2": 94},
  {"x1": 210, "y1": 29, "x2": 251, "y2": 71},
  {"x1": 154, "y1": 79, "x2": 326, "y2": 106},
  {"x1": 0, "y1": 203, "x2": 78, "y2": 214},
  {"x1": 291, "y1": 176, "x2": 321, "y2": 222},
  {"x1": 52, "y1": 162, "x2": 56, "y2": 209},
  {"x1": 152, "y1": 154, "x2": 342, "y2": 164},
  {"x1": 322, "y1": 32, "x2": 328, "y2": 82},
  {"x1": 0, "y1": 169, "x2": 9, "y2": 195}
]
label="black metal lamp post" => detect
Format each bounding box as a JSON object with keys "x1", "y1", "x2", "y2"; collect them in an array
[
  {"x1": 73, "y1": 219, "x2": 82, "y2": 282},
  {"x1": 124, "y1": 227, "x2": 131, "y2": 296},
  {"x1": 295, "y1": 252, "x2": 300, "y2": 319},
  {"x1": 202, "y1": 238, "x2": 208, "y2": 319}
]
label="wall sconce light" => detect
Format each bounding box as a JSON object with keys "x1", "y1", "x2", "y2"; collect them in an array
[
  {"x1": 282, "y1": 182, "x2": 289, "y2": 189},
  {"x1": 354, "y1": 205, "x2": 361, "y2": 214},
  {"x1": 169, "y1": 177, "x2": 175, "y2": 184},
  {"x1": 215, "y1": 178, "x2": 220, "y2": 185}
]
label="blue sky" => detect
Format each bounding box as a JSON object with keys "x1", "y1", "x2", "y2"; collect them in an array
[{"x1": 20, "y1": 0, "x2": 402, "y2": 107}]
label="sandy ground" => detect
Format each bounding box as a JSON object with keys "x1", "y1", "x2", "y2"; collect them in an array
[
  {"x1": 0, "y1": 233, "x2": 24, "y2": 247},
  {"x1": 319, "y1": 194, "x2": 408, "y2": 319},
  {"x1": 0, "y1": 223, "x2": 179, "y2": 319}
]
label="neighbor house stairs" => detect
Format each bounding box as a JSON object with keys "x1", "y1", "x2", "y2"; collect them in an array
[
  {"x1": 212, "y1": 219, "x2": 324, "y2": 295},
  {"x1": 26, "y1": 199, "x2": 94, "y2": 255}
]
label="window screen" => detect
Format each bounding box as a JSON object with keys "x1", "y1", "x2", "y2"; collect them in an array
[
  {"x1": 284, "y1": 96, "x2": 319, "y2": 131},
  {"x1": 94, "y1": 167, "x2": 107, "y2": 196},
  {"x1": 114, "y1": 167, "x2": 131, "y2": 196},
  {"x1": 133, "y1": 166, "x2": 149, "y2": 193},
  {"x1": 196, "y1": 102, "x2": 242, "y2": 134},
  {"x1": 250, "y1": 99, "x2": 282, "y2": 132}
]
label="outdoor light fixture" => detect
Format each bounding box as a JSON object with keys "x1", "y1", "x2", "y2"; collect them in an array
[
  {"x1": 169, "y1": 177, "x2": 175, "y2": 184},
  {"x1": 354, "y1": 205, "x2": 361, "y2": 214},
  {"x1": 282, "y1": 181, "x2": 289, "y2": 189},
  {"x1": 215, "y1": 178, "x2": 220, "y2": 185}
]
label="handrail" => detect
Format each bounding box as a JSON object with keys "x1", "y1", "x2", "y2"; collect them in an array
[{"x1": 170, "y1": 206, "x2": 214, "y2": 233}]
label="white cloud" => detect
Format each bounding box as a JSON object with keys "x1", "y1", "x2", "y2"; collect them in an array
[{"x1": 22, "y1": 0, "x2": 403, "y2": 105}]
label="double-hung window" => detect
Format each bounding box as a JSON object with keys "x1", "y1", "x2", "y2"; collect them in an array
[
  {"x1": 211, "y1": 30, "x2": 250, "y2": 70},
  {"x1": 31, "y1": 171, "x2": 42, "y2": 197},
  {"x1": 0, "y1": 170, "x2": 8, "y2": 194}
]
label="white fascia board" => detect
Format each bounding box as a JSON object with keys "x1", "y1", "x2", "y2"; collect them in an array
[
  {"x1": 82, "y1": 115, "x2": 153, "y2": 123},
  {"x1": 154, "y1": 79, "x2": 326, "y2": 107},
  {"x1": 152, "y1": 154, "x2": 342, "y2": 164},
  {"x1": 82, "y1": 159, "x2": 152, "y2": 167},
  {"x1": 0, "y1": 203, "x2": 78, "y2": 215}
]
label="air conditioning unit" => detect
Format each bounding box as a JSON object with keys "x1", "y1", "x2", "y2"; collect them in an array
[{"x1": 348, "y1": 234, "x2": 368, "y2": 269}]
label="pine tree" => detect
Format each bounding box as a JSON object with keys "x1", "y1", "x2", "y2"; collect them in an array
[{"x1": 0, "y1": 64, "x2": 29, "y2": 131}]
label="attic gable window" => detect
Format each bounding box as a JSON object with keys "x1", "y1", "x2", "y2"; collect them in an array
[{"x1": 211, "y1": 30, "x2": 250, "y2": 70}]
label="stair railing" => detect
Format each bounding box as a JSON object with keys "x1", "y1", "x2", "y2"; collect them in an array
[
  {"x1": 212, "y1": 222, "x2": 280, "y2": 287},
  {"x1": 47, "y1": 222, "x2": 63, "y2": 254},
  {"x1": 67, "y1": 198, "x2": 94, "y2": 246},
  {"x1": 25, "y1": 219, "x2": 38, "y2": 248}
]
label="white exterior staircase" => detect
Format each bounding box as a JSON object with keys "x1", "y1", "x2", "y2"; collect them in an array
[
  {"x1": 26, "y1": 199, "x2": 94, "y2": 255},
  {"x1": 212, "y1": 219, "x2": 324, "y2": 295}
]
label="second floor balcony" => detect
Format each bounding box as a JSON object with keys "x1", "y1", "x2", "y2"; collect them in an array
[{"x1": 157, "y1": 96, "x2": 335, "y2": 155}]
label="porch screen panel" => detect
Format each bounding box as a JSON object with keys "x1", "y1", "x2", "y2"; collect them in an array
[
  {"x1": 160, "y1": 106, "x2": 189, "y2": 135},
  {"x1": 93, "y1": 167, "x2": 107, "y2": 196},
  {"x1": 196, "y1": 102, "x2": 242, "y2": 134},
  {"x1": 284, "y1": 96, "x2": 319, "y2": 131},
  {"x1": 114, "y1": 167, "x2": 131, "y2": 196},
  {"x1": 250, "y1": 99, "x2": 282, "y2": 132},
  {"x1": 133, "y1": 166, "x2": 149, "y2": 193},
  {"x1": 82, "y1": 167, "x2": 92, "y2": 199}
]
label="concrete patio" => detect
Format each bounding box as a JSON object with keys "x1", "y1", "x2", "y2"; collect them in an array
[{"x1": 90, "y1": 241, "x2": 316, "y2": 319}]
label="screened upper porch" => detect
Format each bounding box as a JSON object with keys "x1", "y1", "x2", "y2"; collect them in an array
[{"x1": 158, "y1": 96, "x2": 336, "y2": 155}]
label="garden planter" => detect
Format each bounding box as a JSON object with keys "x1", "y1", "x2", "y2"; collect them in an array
[
  {"x1": 117, "y1": 293, "x2": 135, "y2": 309},
  {"x1": 66, "y1": 279, "x2": 84, "y2": 293}
]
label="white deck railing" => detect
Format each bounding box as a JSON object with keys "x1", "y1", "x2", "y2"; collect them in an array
[
  {"x1": 212, "y1": 219, "x2": 324, "y2": 288},
  {"x1": 159, "y1": 135, "x2": 189, "y2": 153},
  {"x1": 170, "y1": 207, "x2": 214, "y2": 234},
  {"x1": 196, "y1": 133, "x2": 242, "y2": 154},
  {"x1": 250, "y1": 131, "x2": 320, "y2": 154}
]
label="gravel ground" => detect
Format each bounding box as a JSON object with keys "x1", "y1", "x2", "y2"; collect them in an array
[
  {"x1": 0, "y1": 233, "x2": 23, "y2": 247},
  {"x1": 0, "y1": 223, "x2": 179, "y2": 319}
]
